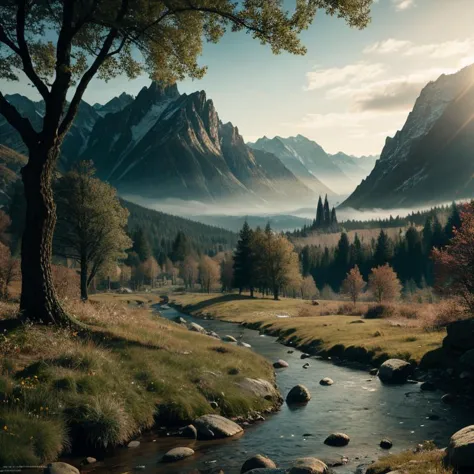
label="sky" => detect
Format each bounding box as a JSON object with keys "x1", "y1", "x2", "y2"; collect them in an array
[{"x1": 2, "y1": 0, "x2": 474, "y2": 156}]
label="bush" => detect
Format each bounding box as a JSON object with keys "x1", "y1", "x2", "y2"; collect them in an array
[
  {"x1": 337, "y1": 303, "x2": 366, "y2": 316},
  {"x1": 428, "y1": 299, "x2": 469, "y2": 330},
  {"x1": 365, "y1": 304, "x2": 395, "y2": 319}
]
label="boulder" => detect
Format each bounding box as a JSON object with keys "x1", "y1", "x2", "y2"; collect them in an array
[
  {"x1": 380, "y1": 439, "x2": 393, "y2": 449},
  {"x1": 194, "y1": 414, "x2": 243, "y2": 439},
  {"x1": 286, "y1": 385, "x2": 311, "y2": 404},
  {"x1": 447, "y1": 425, "x2": 474, "y2": 469},
  {"x1": 273, "y1": 359, "x2": 289, "y2": 369},
  {"x1": 223, "y1": 335, "x2": 238, "y2": 342},
  {"x1": 180, "y1": 424, "x2": 197, "y2": 439},
  {"x1": 324, "y1": 433, "x2": 350, "y2": 447},
  {"x1": 128, "y1": 440, "x2": 140, "y2": 448},
  {"x1": 320, "y1": 377, "x2": 334, "y2": 386},
  {"x1": 188, "y1": 322, "x2": 206, "y2": 334},
  {"x1": 442, "y1": 393, "x2": 456, "y2": 404},
  {"x1": 239, "y1": 341, "x2": 252, "y2": 348},
  {"x1": 237, "y1": 378, "x2": 281, "y2": 402},
  {"x1": 245, "y1": 470, "x2": 286, "y2": 474},
  {"x1": 378, "y1": 359, "x2": 413, "y2": 383},
  {"x1": 162, "y1": 447, "x2": 195, "y2": 462},
  {"x1": 174, "y1": 316, "x2": 187, "y2": 325},
  {"x1": 207, "y1": 331, "x2": 220, "y2": 339},
  {"x1": 444, "y1": 319, "x2": 474, "y2": 353},
  {"x1": 288, "y1": 457, "x2": 328, "y2": 474},
  {"x1": 82, "y1": 457, "x2": 96, "y2": 465},
  {"x1": 44, "y1": 464, "x2": 79, "y2": 474},
  {"x1": 241, "y1": 455, "x2": 277, "y2": 473}
]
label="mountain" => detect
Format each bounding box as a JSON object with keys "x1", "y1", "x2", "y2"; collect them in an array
[
  {"x1": 93, "y1": 92, "x2": 134, "y2": 116},
  {"x1": 249, "y1": 135, "x2": 354, "y2": 194},
  {"x1": 329, "y1": 152, "x2": 378, "y2": 183},
  {"x1": 81, "y1": 82, "x2": 314, "y2": 203},
  {"x1": 341, "y1": 64, "x2": 474, "y2": 209}
]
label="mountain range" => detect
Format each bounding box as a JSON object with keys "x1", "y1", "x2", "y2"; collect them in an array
[{"x1": 342, "y1": 64, "x2": 474, "y2": 209}]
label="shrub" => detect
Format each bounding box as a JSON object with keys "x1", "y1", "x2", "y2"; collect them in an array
[
  {"x1": 52, "y1": 265, "x2": 80, "y2": 301},
  {"x1": 365, "y1": 304, "x2": 395, "y2": 319},
  {"x1": 428, "y1": 299, "x2": 469, "y2": 330},
  {"x1": 337, "y1": 303, "x2": 366, "y2": 316}
]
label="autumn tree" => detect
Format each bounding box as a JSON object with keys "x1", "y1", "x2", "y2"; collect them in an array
[
  {"x1": 0, "y1": 242, "x2": 20, "y2": 300},
  {"x1": 199, "y1": 255, "x2": 220, "y2": 294},
  {"x1": 142, "y1": 256, "x2": 159, "y2": 288},
  {"x1": 301, "y1": 275, "x2": 318, "y2": 300},
  {"x1": 118, "y1": 264, "x2": 132, "y2": 287},
  {"x1": 54, "y1": 162, "x2": 131, "y2": 300},
  {"x1": 0, "y1": 0, "x2": 371, "y2": 324},
  {"x1": 180, "y1": 255, "x2": 199, "y2": 289},
  {"x1": 342, "y1": 265, "x2": 365, "y2": 304},
  {"x1": 433, "y1": 202, "x2": 474, "y2": 311},
  {"x1": 368, "y1": 264, "x2": 402, "y2": 303}
]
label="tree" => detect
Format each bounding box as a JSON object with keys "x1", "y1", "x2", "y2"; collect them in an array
[
  {"x1": 445, "y1": 202, "x2": 461, "y2": 241},
  {"x1": 301, "y1": 275, "x2": 318, "y2": 300},
  {"x1": 0, "y1": 1, "x2": 371, "y2": 325},
  {"x1": 219, "y1": 253, "x2": 234, "y2": 292},
  {"x1": 142, "y1": 256, "x2": 159, "y2": 288},
  {"x1": 315, "y1": 196, "x2": 324, "y2": 228},
  {"x1": 0, "y1": 210, "x2": 11, "y2": 245},
  {"x1": 330, "y1": 207, "x2": 338, "y2": 227},
  {"x1": 118, "y1": 264, "x2": 132, "y2": 287},
  {"x1": 180, "y1": 255, "x2": 199, "y2": 290},
  {"x1": 342, "y1": 265, "x2": 365, "y2": 304},
  {"x1": 373, "y1": 230, "x2": 392, "y2": 267},
  {"x1": 233, "y1": 221, "x2": 255, "y2": 296},
  {"x1": 368, "y1": 264, "x2": 402, "y2": 303},
  {"x1": 433, "y1": 202, "x2": 474, "y2": 311},
  {"x1": 199, "y1": 255, "x2": 220, "y2": 294},
  {"x1": 0, "y1": 242, "x2": 20, "y2": 300},
  {"x1": 131, "y1": 228, "x2": 151, "y2": 263},
  {"x1": 323, "y1": 195, "x2": 331, "y2": 226},
  {"x1": 171, "y1": 231, "x2": 190, "y2": 263},
  {"x1": 54, "y1": 162, "x2": 131, "y2": 300}
]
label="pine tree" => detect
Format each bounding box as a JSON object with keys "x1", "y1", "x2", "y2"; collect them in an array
[
  {"x1": 233, "y1": 221, "x2": 255, "y2": 296},
  {"x1": 132, "y1": 228, "x2": 151, "y2": 262},
  {"x1": 331, "y1": 207, "x2": 338, "y2": 226},
  {"x1": 323, "y1": 195, "x2": 331, "y2": 227},
  {"x1": 373, "y1": 230, "x2": 392, "y2": 267},
  {"x1": 445, "y1": 203, "x2": 461, "y2": 241},
  {"x1": 432, "y1": 215, "x2": 445, "y2": 248},
  {"x1": 171, "y1": 231, "x2": 190, "y2": 263},
  {"x1": 349, "y1": 233, "x2": 364, "y2": 267},
  {"x1": 315, "y1": 196, "x2": 324, "y2": 228}
]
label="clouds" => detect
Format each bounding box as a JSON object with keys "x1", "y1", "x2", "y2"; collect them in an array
[
  {"x1": 363, "y1": 39, "x2": 411, "y2": 54},
  {"x1": 392, "y1": 0, "x2": 415, "y2": 11},
  {"x1": 304, "y1": 62, "x2": 385, "y2": 91}
]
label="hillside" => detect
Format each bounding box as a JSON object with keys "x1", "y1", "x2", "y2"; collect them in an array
[
  {"x1": 0, "y1": 145, "x2": 26, "y2": 207},
  {"x1": 341, "y1": 64, "x2": 474, "y2": 209}
]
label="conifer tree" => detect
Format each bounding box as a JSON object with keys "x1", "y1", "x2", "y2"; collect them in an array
[
  {"x1": 132, "y1": 228, "x2": 151, "y2": 263},
  {"x1": 315, "y1": 196, "x2": 324, "y2": 228},
  {"x1": 350, "y1": 233, "x2": 364, "y2": 267},
  {"x1": 445, "y1": 203, "x2": 461, "y2": 241},
  {"x1": 331, "y1": 207, "x2": 338, "y2": 226},
  {"x1": 373, "y1": 230, "x2": 392, "y2": 267},
  {"x1": 171, "y1": 231, "x2": 190, "y2": 263},
  {"x1": 233, "y1": 221, "x2": 255, "y2": 297},
  {"x1": 323, "y1": 195, "x2": 331, "y2": 226}
]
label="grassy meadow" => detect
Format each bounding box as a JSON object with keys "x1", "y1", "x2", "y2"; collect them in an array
[
  {"x1": 171, "y1": 293, "x2": 446, "y2": 365},
  {"x1": 0, "y1": 296, "x2": 278, "y2": 465}
]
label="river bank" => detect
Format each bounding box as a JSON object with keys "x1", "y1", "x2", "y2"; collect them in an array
[{"x1": 0, "y1": 296, "x2": 281, "y2": 465}]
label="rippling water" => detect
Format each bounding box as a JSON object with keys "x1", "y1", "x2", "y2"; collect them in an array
[{"x1": 81, "y1": 305, "x2": 474, "y2": 474}]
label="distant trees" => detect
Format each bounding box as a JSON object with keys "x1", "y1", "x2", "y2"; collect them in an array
[
  {"x1": 180, "y1": 256, "x2": 199, "y2": 290},
  {"x1": 312, "y1": 195, "x2": 339, "y2": 231},
  {"x1": 300, "y1": 275, "x2": 319, "y2": 300},
  {"x1": 219, "y1": 253, "x2": 234, "y2": 293},
  {"x1": 199, "y1": 256, "x2": 220, "y2": 294},
  {"x1": 54, "y1": 162, "x2": 131, "y2": 300},
  {"x1": 433, "y1": 202, "x2": 474, "y2": 311},
  {"x1": 233, "y1": 221, "x2": 255, "y2": 296},
  {"x1": 368, "y1": 264, "x2": 402, "y2": 303},
  {"x1": 342, "y1": 265, "x2": 365, "y2": 304},
  {"x1": 0, "y1": 242, "x2": 20, "y2": 300}
]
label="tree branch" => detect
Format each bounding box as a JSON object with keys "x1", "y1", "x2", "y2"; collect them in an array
[{"x1": 0, "y1": 92, "x2": 38, "y2": 148}]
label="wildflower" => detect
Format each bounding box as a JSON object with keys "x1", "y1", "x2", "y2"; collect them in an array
[{"x1": 3, "y1": 425, "x2": 7, "y2": 431}]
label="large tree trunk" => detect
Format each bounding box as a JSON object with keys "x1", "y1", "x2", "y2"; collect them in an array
[{"x1": 20, "y1": 146, "x2": 70, "y2": 325}]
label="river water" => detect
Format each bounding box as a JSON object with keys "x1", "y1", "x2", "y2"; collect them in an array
[{"x1": 84, "y1": 305, "x2": 474, "y2": 474}]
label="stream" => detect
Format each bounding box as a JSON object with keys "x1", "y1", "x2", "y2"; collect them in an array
[{"x1": 82, "y1": 305, "x2": 474, "y2": 474}]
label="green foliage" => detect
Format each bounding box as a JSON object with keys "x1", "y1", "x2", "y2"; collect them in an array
[{"x1": 233, "y1": 221, "x2": 256, "y2": 294}]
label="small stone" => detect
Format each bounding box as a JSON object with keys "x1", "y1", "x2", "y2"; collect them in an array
[
  {"x1": 82, "y1": 458, "x2": 96, "y2": 465},
  {"x1": 180, "y1": 424, "x2": 197, "y2": 439},
  {"x1": 378, "y1": 359, "x2": 413, "y2": 384},
  {"x1": 162, "y1": 447, "x2": 195, "y2": 462},
  {"x1": 301, "y1": 353, "x2": 311, "y2": 359},
  {"x1": 188, "y1": 322, "x2": 206, "y2": 334},
  {"x1": 239, "y1": 342, "x2": 252, "y2": 348},
  {"x1": 324, "y1": 433, "x2": 350, "y2": 447},
  {"x1": 303, "y1": 363, "x2": 310, "y2": 369},
  {"x1": 320, "y1": 377, "x2": 334, "y2": 386},
  {"x1": 369, "y1": 368, "x2": 378, "y2": 376},
  {"x1": 380, "y1": 439, "x2": 393, "y2": 450},
  {"x1": 442, "y1": 393, "x2": 456, "y2": 404},
  {"x1": 134, "y1": 466, "x2": 146, "y2": 470},
  {"x1": 286, "y1": 384, "x2": 311, "y2": 404},
  {"x1": 210, "y1": 401, "x2": 219, "y2": 409},
  {"x1": 273, "y1": 359, "x2": 289, "y2": 368},
  {"x1": 287, "y1": 350, "x2": 294, "y2": 354},
  {"x1": 288, "y1": 457, "x2": 328, "y2": 474},
  {"x1": 128, "y1": 440, "x2": 140, "y2": 448},
  {"x1": 194, "y1": 414, "x2": 243, "y2": 439},
  {"x1": 420, "y1": 381, "x2": 436, "y2": 391},
  {"x1": 44, "y1": 463, "x2": 79, "y2": 474},
  {"x1": 241, "y1": 455, "x2": 277, "y2": 473},
  {"x1": 223, "y1": 335, "x2": 238, "y2": 342}
]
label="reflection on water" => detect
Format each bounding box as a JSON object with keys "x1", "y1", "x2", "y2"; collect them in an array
[{"x1": 83, "y1": 306, "x2": 474, "y2": 474}]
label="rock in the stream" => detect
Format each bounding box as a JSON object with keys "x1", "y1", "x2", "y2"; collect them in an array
[
  {"x1": 273, "y1": 359, "x2": 289, "y2": 368},
  {"x1": 288, "y1": 457, "x2": 328, "y2": 474},
  {"x1": 378, "y1": 359, "x2": 413, "y2": 383},
  {"x1": 237, "y1": 378, "x2": 281, "y2": 402},
  {"x1": 194, "y1": 414, "x2": 243, "y2": 439},
  {"x1": 324, "y1": 433, "x2": 350, "y2": 447},
  {"x1": 188, "y1": 322, "x2": 207, "y2": 334},
  {"x1": 245, "y1": 470, "x2": 286, "y2": 474},
  {"x1": 442, "y1": 393, "x2": 456, "y2": 404},
  {"x1": 420, "y1": 381, "x2": 436, "y2": 392},
  {"x1": 207, "y1": 331, "x2": 220, "y2": 339},
  {"x1": 369, "y1": 368, "x2": 378, "y2": 376},
  {"x1": 128, "y1": 440, "x2": 140, "y2": 448},
  {"x1": 302, "y1": 363, "x2": 310, "y2": 369},
  {"x1": 319, "y1": 377, "x2": 334, "y2": 386},
  {"x1": 286, "y1": 385, "x2": 311, "y2": 404},
  {"x1": 301, "y1": 353, "x2": 311, "y2": 359},
  {"x1": 180, "y1": 424, "x2": 197, "y2": 439},
  {"x1": 44, "y1": 464, "x2": 79, "y2": 474},
  {"x1": 82, "y1": 457, "x2": 96, "y2": 465},
  {"x1": 162, "y1": 447, "x2": 195, "y2": 462},
  {"x1": 380, "y1": 439, "x2": 393, "y2": 449},
  {"x1": 174, "y1": 316, "x2": 187, "y2": 325},
  {"x1": 239, "y1": 341, "x2": 252, "y2": 348},
  {"x1": 223, "y1": 335, "x2": 238, "y2": 342},
  {"x1": 241, "y1": 455, "x2": 277, "y2": 473},
  {"x1": 447, "y1": 425, "x2": 474, "y2": 470}
]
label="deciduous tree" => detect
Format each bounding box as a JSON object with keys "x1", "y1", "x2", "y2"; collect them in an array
[
  {"x1": 54, "y1": 162, "x2": 131, "y2": 300},
  {"x1": 199, "y1": 255, "x2": 220, "y2": 294},
  {"x1": 300, "y1": 275, "x2": 318, "y2": 300},
  {"x1": 0, "y1": 0, "x2": 371, "y2": 324},
  {"x1": 341, "y1": 265, "x2": 365, "y2": 304},
  {"x1": 0, "y1": 242, "x2": 20, "y2": 300},
  {"x1": 368, "y1": 264, "x2": 401, "y2": 303},
  {"x1": 180, "y1": 255, "x2": 199, "y2": 289}
]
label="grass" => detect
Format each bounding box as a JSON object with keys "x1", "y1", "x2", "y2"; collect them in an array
[
  {"x1": 0, "y1": 296, "x2": 278, "y2": 464},
  {"x1": 171, "y1": 293, "x2": 446, "y2": 365},
  {"x1": 366, "y1": 445, "x2": 452, "y2": 474}
]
